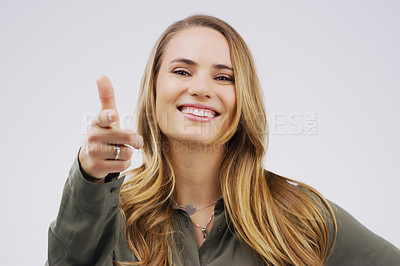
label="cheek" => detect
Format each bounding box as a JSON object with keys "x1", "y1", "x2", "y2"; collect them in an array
[
  {"x1": 156, "y1": 73, "x2": 180, "y2": 102},
  {"x1": 155, "y1": 74, "x2": 181, "y2": 133},
  {"x1": 155, "y1": 77, "x2": 167, "y2": 126},
  {"x1": 155, "y1": 75, "x2": 171, "y2": 111},
  {"x1": 224, "y1": 88, "x2": 237, "y2": 116},
  {"x1": 155, "y1": 92, "x2": 170, "y2": 135}
]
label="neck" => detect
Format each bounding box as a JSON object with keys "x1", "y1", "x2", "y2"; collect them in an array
[{"x1": 167, "y1": 139, "x2": 224, "y2": 207}]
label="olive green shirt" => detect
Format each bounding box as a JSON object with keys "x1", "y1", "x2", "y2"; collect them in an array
[{"x1": 47, "y1": 157, "x2": 400, "y2": 265}]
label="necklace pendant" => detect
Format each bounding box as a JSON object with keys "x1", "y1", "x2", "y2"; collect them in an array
[
  {"x1": 183, "y1": 204, "x2": 196, "y2": 216},
  {"x1": 201, "y1": 227, "x2": 208, "y2": 238}
]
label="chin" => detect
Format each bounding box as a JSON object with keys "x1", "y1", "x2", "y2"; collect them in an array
[{"x1": 165, "y1": 133, "x2": 224, "y2": 150}]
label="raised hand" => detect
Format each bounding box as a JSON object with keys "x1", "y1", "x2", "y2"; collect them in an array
[{"x1": 78, "y1": 75, "x2": 143, "y2": 181}]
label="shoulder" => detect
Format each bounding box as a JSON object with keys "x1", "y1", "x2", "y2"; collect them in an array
[
  {"x1": 325, "y1": 201, "x2": 400, "y2": 265},
  {"x1": 264, "y1": 170, "x2": 400, "y2": 265}
]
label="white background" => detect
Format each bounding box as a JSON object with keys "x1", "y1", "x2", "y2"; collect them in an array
[{"x1": 0, "y1": 0, "x2": 399, "y2": 264}]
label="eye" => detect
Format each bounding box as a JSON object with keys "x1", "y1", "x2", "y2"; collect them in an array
[
  {"x1": 215, "y1": 75, "x2": 234, "y2": 82},
  {"x1": 172, "y1": 69, "x2": 191, "y2": 77}
]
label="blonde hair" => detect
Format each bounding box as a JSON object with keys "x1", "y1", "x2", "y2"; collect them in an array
[{"x1": 119, "y1": 15, "x2": 337, "y2": 265}]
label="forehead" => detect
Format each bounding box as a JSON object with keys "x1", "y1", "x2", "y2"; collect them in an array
[{"x1": 162, "y1": 27, "x2": 232, "y2": 66}]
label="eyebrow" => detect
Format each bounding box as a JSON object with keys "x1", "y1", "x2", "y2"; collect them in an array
[
  {"x1": 170, "y1": 58, "x2": 233, "y2": 71},
  {"x1": 170, "y1": 58, "x2": 198, "y2": 66},
  {"x1": 213, "y1": 64, "x2": 233, "y2": 71}
]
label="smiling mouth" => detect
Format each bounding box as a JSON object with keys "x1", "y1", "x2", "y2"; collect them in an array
[{"x1": 177, "y1": 106, "x2": 220, "y2": 118}]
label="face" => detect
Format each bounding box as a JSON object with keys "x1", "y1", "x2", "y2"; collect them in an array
[{"x1": 155, "y1": 27, "x2": 236, "y2": 146}]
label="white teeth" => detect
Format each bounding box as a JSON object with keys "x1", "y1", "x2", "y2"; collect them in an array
[{"x1": 180, "y1": 107, "x2": 216, "y2": 118}]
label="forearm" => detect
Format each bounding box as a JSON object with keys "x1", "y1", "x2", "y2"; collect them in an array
[{"x1": 48, "y1": 155, "x2": 125, "y2": 266}]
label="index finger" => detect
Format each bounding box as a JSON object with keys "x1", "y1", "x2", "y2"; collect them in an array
[{"x1": 97, "y1": 75, "x2": 117, "y2": 111}]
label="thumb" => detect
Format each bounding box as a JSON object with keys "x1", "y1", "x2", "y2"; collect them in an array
[{"x1": 97, "y1": 74, "x2": 117, "y2": 111}]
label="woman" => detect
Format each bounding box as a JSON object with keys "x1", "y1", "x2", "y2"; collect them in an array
[{"x1": 48, "y1": 15, "x2": 400, "y2": 265}]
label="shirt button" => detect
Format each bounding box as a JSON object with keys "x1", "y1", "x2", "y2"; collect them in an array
[
  {"x1": 185, "y1": 219, "x2": 189, "y2": 227},
  {"x1": 110, "y1": 187, "x2": 117, "y2": 193},
  {"x1": 217, "y1": 225, "x2": 223, "y2": 232}
]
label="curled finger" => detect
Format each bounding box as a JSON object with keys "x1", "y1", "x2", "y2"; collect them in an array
[
  {"x1": 94, "y1": 109, "x2": 119, "y2": 128},
  {"x1": 88, "y1": 142, "x2": 133, "y2": 161}
]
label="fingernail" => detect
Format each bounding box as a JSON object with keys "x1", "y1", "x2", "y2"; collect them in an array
[{"x1": 108, "y1": 111, "x2": 113, "y2": 121}]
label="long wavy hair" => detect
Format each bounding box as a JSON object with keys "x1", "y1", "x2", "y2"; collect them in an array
[{"x1": 119, "y1": 15, "x2": 337, "y2": 265}]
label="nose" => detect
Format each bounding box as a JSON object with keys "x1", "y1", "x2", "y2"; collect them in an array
[{"x1": 188, "y1": 74, "x2": 212, "y2": 99}]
